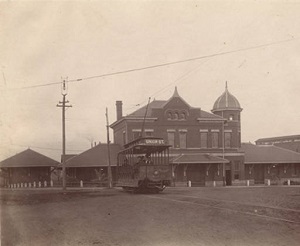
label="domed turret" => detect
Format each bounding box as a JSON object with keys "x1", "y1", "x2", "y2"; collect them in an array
[
  {"x1": 212, "y1": 82, "x2": 242, "y2": 113},
  {"x1": 212, "y1": 82, "x2": 242, "y2": 148}
]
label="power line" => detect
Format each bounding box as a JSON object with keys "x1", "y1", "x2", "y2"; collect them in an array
[
  {"x1": 2, "y1": 37, "x2": 296, "y2": 91},
  {"x1": 124, "y1": 47, "x2": 226, "y2": 112},
  {"x1": 0, "y1": 143, "x2": 85, "y2": 152}
]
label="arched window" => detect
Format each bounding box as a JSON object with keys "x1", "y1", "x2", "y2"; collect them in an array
[
  {"x1": 181, "y1": 111, "x2": 186, "y2": 120},
  {"x1": 167, "y1": 112, "x2": 172, "y2": 120},
  {"x1": 174, "y1": 112, "x2": 179, "y2": 120}
]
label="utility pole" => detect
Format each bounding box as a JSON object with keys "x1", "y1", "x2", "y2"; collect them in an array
[
  {"x1": 57, "y1": 78, "x2": 72, "y2": 190},
  {"x1": 105, "y1": 107, "x2": 112, "y2": 188},
  {"x1": 141, "y1": 97, "x2": 151, "y2": 138}
]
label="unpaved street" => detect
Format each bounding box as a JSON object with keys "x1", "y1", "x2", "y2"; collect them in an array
[{"x1": 1, "y1": 187, "x2": 300, "y2": 246}]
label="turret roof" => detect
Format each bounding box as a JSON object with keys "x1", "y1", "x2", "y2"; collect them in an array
[{"x1": 212, "y1": 82, "x2": 242, "y2": 112}]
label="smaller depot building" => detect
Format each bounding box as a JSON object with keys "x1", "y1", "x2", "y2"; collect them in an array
[{"x1": 0, "y1": 149, "x2": 60, "y2": 187}]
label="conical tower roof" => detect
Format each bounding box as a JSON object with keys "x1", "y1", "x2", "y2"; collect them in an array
[{"x1": 212, "y1": 82, "x2": 242, "y2": 112}]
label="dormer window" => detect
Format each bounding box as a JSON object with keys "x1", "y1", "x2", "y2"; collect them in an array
[
  {"x1": 174, "y1": 112, "x2": 179, "y2": 120},
  {"x1": 181, "y1": 112, "x2": 186, "y2": 120},
  {"x1": 166, "y1": 109, "x2": 188, "y2": 121}
]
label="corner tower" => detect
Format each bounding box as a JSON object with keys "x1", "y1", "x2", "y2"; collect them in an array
[{"x1": 212, "y1": 82, "x2": 242, "y2": 148}]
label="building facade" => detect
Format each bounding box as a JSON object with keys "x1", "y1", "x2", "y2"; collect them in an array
[
  {"x1": 242, "y1": 143, "x2": 300, "y2": 185},
  {"x1": 0, "y1": 149, "x2": 60, "y2": 187},
  {"x1": 110, "y1": 86, "x2": 245, "y2": 186}
]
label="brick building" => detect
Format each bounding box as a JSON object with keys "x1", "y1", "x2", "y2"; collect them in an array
[{"x1": 110, "y1": 85, "x2": 245, "y2": 186}]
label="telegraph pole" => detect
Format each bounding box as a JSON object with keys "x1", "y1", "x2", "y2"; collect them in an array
[
  {"x1": 57, "y1": 78, "x2": 72, "y2": 190},
  {"x1": 105, "y1": 107, "x2": 112, "y2": 188}
]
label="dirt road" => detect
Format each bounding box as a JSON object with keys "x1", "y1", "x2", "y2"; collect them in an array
[{"x1": 1, "y1": 187, "x2": 300, "y2": 246}]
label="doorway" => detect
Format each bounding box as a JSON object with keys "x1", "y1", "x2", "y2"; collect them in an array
[{"x1": 225, "y1": 170, "x2": 232, "y2": 186}]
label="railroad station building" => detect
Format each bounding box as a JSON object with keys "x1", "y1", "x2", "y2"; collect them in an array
[
  {"x1": 0, "y1": 149, "x2": 60, "y2": 187},
  {"x1": 242, "y1": 143, "x2": 300, "y2": 185},
  {"x1": 110, "y1": 85, "x2": 245, "y2": 187},
  {"x1": 65, "y1": 143, "x2": 120, "y2": 185}
]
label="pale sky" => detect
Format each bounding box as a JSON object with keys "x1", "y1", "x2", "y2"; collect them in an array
[{"x1": 1, "y1": 0, "x2": 300, "y2": 161}]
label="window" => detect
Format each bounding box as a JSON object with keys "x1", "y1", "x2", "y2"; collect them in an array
[
  {"x1": 212, "y1": 132, "x2": 219, "y2": 148},
  {"x1": 292, "y1": 163, "x2": 298, "y2": 175},
  {"x1": 123, "y1": 131, "x2": 126, "y2": 145},
  {"x1": 200, "y1": 132, "x2": 208, "y2": 148},
  {"x1": 167, "y1": 112, "x2": 172, "y2": 120},
  {"x1": 167, "y1": 132, "x2": 175, "y2": 148},
  {"x1": 234, "y1": 161, "x2": 240, "y2": 180},
  {"x1": 174, "y1": 112, "x2": 179, "y2": 120},
  {"x1": 179, "y1": 131, "x2": 187, "y2": 148},
  {"x1": 229, "y1": 115, "x2": 234, "y2": 121},
  {"x1": 132, "y1": 131, "x2": 141, "y2": 140},
  {"x1": 180, "y1": 112, "x2": 187, "y2": 120},
  {"x1": 145, "y1": 129, "x2": 153, "y2": 137},
  {"x1": 224, "y1": 132, "x2": 232, "y2": 148}
]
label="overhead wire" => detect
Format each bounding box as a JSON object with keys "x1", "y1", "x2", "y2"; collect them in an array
[{"x1": 1, "y1": 37, "x2": 296, "y2": 91}]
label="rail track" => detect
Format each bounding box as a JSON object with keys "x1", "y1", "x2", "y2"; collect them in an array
[{"x1": 146, "y1": 193, "x2": 300, "y2": 225}]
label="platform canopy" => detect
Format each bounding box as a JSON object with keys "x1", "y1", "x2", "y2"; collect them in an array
[
  {"x1": 241, "y1": 143, "x2": 300, "y2": 164},
  {"x1": 171, "y1": 153, "x2": 229, "y2": 164}
]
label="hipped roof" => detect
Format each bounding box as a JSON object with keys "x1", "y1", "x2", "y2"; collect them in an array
[
  {"x1": 0, "y1": 149, "x2": 60, "y2": 168},
  {"x1": 241, "y1": 143, "x2": 300, "y2": 164},
  {"x1": 65, "y1": 143, "x2": 121, "y2": 167},
  {"x1": 172, "y1": 153, "x2": 229, "y2": 164}
]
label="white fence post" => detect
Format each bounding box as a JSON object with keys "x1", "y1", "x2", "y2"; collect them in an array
[
  {"x1": 247, "y1": 180, "x2": 250, "y2": 186},
  {"x1": 188, "y1": 180, "x2": 191, "y2": 187},
  {"x1": 288, "y1": 180, "x2": 291, "y2": 186},
  {"x1": 24, "y1": 183, "x2": 27, "y2": 188},
  {"x1": 80, "y1": 180, "x2": 83, "y2": 188},
  {"x1": 33, "y1": 181, "x2": 36, "y2": 188},
  {"x1": 267, "y1": 179, "x2": 271, "y2": 186},
  {"x1": 38, "y1": 181, "x2": 41, "y2": 188},
  {"x1": 44, "y1": 181, "x2": 47, "y2": 187},
  {"x1": 29, "y1": 183, "x2": 32, "y2": 188},
  {"x1": 50, "y1": 180, "x2": 53, "y2": 187},
  {"x1": 213, "y1": 181, "x2": 216, "y2": 187}
]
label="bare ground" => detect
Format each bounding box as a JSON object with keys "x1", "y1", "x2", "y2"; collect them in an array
[{"x1": 1, "y1": 186, "x2": 299, "y2": 246}]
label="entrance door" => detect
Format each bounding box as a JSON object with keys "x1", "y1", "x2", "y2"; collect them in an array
[
  {"x1": 186, "y1": 165, "x2": 205, "y2": 187},
  {"x1": 254, "y1": 165, "x2": 265, "y2": 184},
  {"x1": 225, "y1": 170, "x2": 232, "y2": 186}
]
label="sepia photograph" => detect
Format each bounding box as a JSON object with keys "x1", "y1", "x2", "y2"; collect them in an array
[{"x1": 0, "y1": 1, "x2": 300, "y2": 245}]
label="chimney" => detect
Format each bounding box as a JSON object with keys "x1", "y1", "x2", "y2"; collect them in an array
[{"x1": 116, "y1": 101, "x2": 123, "y2": 121}]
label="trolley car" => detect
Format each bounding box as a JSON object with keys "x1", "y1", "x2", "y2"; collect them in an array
[{"x1": 116, "y1": 137, "x2": 172, "y2": 193}]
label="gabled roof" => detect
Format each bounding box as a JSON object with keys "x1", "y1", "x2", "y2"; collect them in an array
[
  {"x1": 241, "y1": 143, "x2": 300, "y2": 164},
  {"x1": 160, "y1": 86, "x2": 192, "y2": 109},
  {"x1": 126, "y1": 87, "x2": 222, "y2": 120},
  {"x1": 66, "y1": 143, "x2": 121, "y2": 167},
  {"x1": 256, "y1": 135, "x2": 300, "y2": 143},
  {"x1": 128, "y1": 100, "x2": 165, "y2": 118},
  {"x1": 0, "y1": 149, "x2": 60, "y2": 168},
  {"x1": 172, "y1": 153, "x2": 229, "y2": 164}
]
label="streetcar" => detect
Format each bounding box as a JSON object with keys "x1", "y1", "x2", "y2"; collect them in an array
[{"x1": 116, "y1": 137, "x2": 172, "y2": 193}]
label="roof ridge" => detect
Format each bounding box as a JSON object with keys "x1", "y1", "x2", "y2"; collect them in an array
[{"x1": 271, "y1": 144, "x2": 300, "y2": 155}]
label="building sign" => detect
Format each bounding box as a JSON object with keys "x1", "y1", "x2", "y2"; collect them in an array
[{"x1": 144, "y1": 139, "x2": 165, "y2": 145}]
